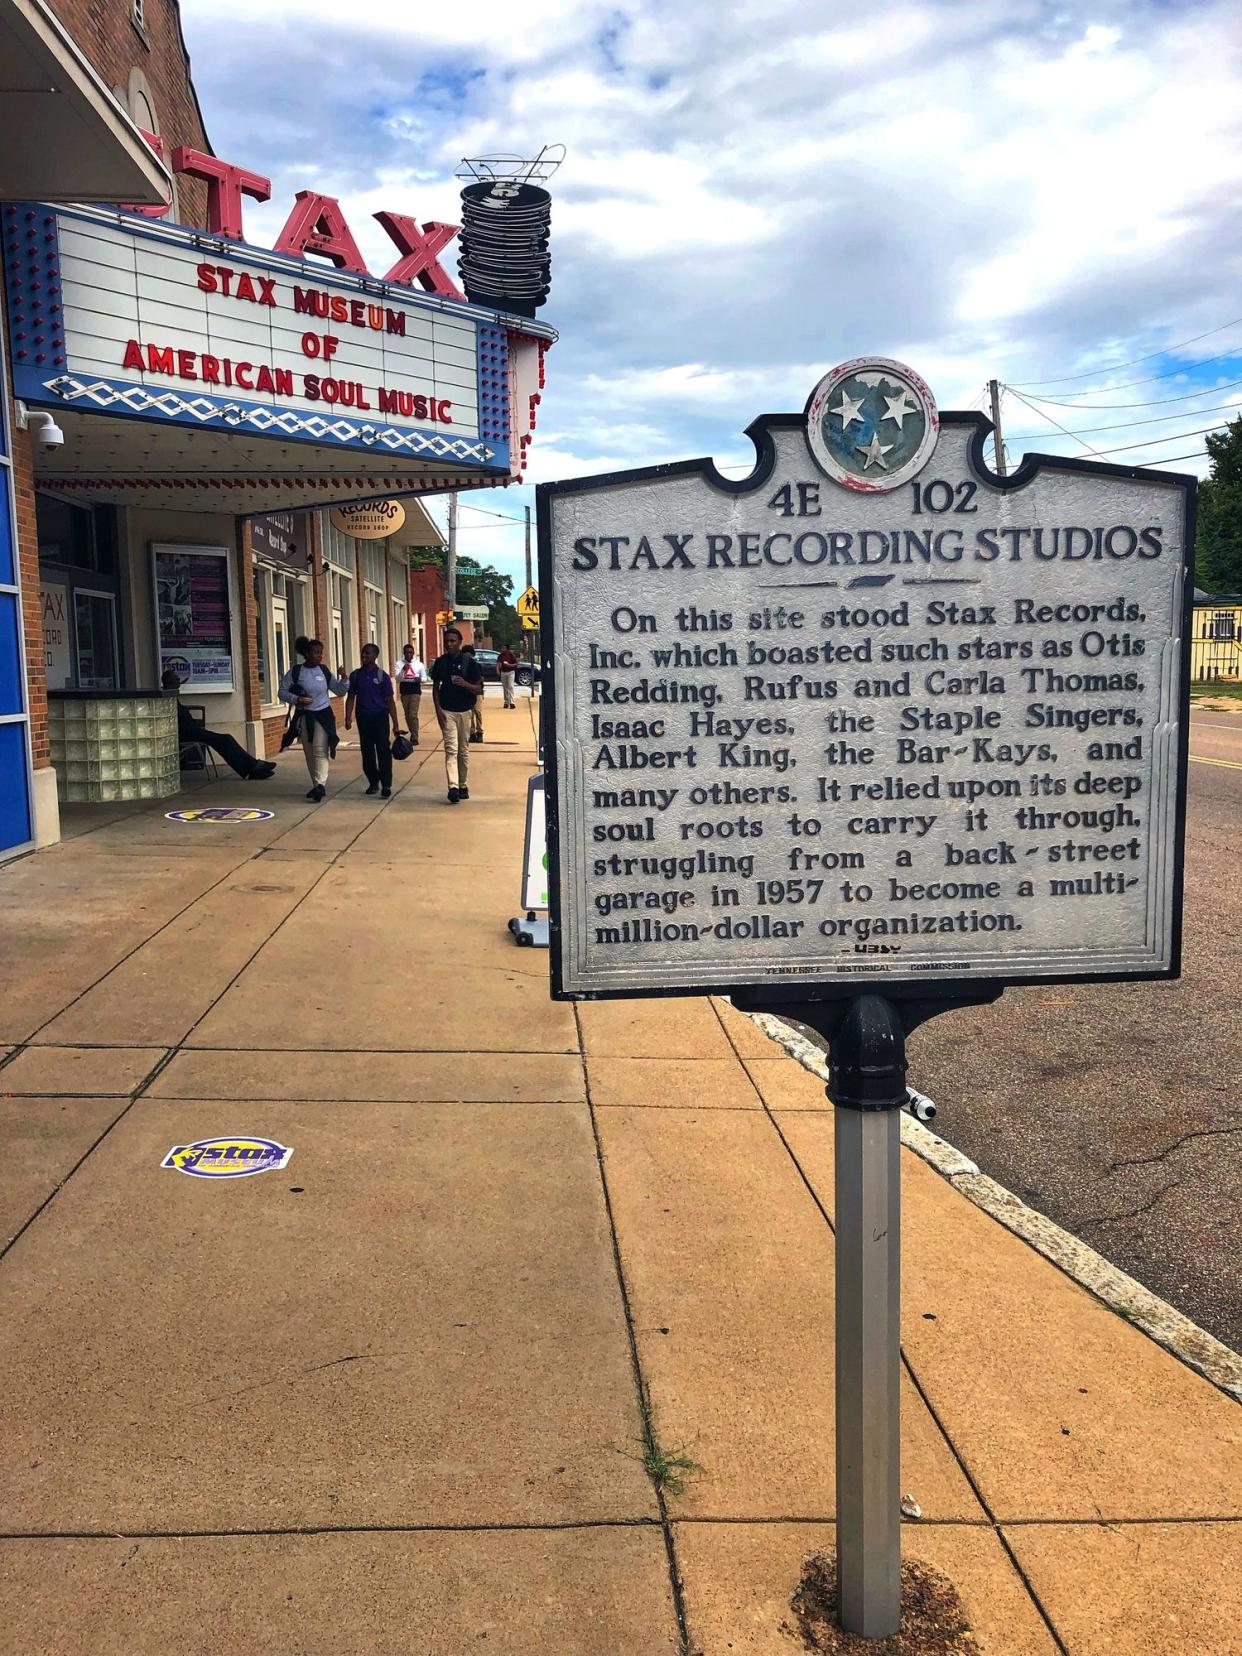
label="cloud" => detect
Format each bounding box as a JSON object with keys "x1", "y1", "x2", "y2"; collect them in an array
[{"x1": 180, "y1": 0, "x2": 1242, "y2": 584}]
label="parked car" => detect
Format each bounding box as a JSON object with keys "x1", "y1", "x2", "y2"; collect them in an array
[{"x1": 470, "y1": 647, "x2": 539, "y2": 689}]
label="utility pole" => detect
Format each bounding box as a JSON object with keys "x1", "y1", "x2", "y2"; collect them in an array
[
  {"x1": 446, "y1": 491, "x2": 458, "y2": 608},
  {"x1": 988, "y1": 379, "x2": 1007, "y2": 477}
]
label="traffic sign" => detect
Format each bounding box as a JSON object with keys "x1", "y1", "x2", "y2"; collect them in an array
[
  {"x1": 520, "y1": 614, "x2": 540, "y2": 631},
  {"x1": 516, "y1": 585, "x2": 540, "y2": 620}
]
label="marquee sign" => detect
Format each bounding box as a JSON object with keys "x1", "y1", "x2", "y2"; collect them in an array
[
  {"x1": 538, "y1": 362, "x2": 1194, "y2": 1000},
  {"x1": 3, "y1": 203, "x2": 518, "y2": 472}
]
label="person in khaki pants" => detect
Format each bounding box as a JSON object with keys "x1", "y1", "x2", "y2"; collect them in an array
[
  {"x1": 431, "y1": 627, "x2": 483, "y2": 803},
  {"x1": 394, "y1": 643, "x2": 426, "y2": 743}
]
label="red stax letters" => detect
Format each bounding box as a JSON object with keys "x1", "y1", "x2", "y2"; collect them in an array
[
  {"x1": 274, "y1": 192, "x2": 368, "y2": 273},
  {"x1": 172, "y1": 148, "x2": 271, "y2": 240},
  {"x1": 373, "y1": 213, "x2": 462, "y2": 297}
]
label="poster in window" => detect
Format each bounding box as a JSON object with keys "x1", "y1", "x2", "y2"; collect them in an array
[{"x1": 153, "y1": 545, "x2": 234, "y2": 691}]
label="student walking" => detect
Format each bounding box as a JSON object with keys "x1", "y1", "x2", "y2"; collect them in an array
[
  {"x1": 279, "y1": 637, "x2": 349, "y2": 802},
  {"x1": 432, "y1": 627, "x2": 483, "y2": 803},
  {"x1": 394, "y1": 643, "x2": 426, "y2": 743},
  {"x1": 498, "y1": 645, "x2": 519, "y2": 708},
  {"x1": 463, "y1": 645, "x2": 485, "y2": 742},
  {"x1": 346, "y1": 642, "x2": 401, "y2": 797}
]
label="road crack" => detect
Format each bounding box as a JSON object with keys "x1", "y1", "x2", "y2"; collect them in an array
[{"x1": 1107, "y1": 1122, "x2": 1242, "y2": 1173}]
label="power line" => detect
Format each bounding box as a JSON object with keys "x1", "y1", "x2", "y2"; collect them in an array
[
  {"x1": 1010, "y1": 318, "x2": 1242, "y2": 389},
  {"x1": 458, "y1": 502, "x2": 529, "y2": 525},
  {"x1": 1005, "y1": 389, "x2": 1105, "y2": 458},
  {"x1": 1007, "y1": 397, "x2": 1242, "y2": 442},
  {"x1": 1015, "y1": 353, "x2": 1242, "y2": 401},
  {"x1": 1135, "y1": 449, "x2": 1208, "y2": 467},
  {"x1": 1080, "y1": 423, "x2": 1227, "y2": 458},
  {"x1": 1005, "y1": 374, "x2": 1242, "y2": 412}
]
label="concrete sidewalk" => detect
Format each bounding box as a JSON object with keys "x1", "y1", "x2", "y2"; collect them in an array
[{"x1": 0, "y1": 701, "x2": 1238, "y2": 1654}]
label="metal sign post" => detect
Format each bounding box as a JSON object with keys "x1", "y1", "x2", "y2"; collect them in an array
[
  {"x1": 735, "y1": 984, "x2": 1000, "y2": 1638},
  {"x1": 537, "y1": 357, "x2": 1194, "y2": 1641}
]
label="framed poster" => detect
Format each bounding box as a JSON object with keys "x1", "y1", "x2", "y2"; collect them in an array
[{"x1": 153, "y1": 544, "x2": 235, "y2": 692}]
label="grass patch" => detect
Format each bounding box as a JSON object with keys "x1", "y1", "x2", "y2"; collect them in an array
[
  {"x1": 634, "y1": 1382, "x2": 701, "y2": 1497},
  {"x1": 1191, "y1": 679, "x2": 1242, "y2": 705},
  {"x1": 644, "y1": 1440, "x2": 700, "y2": 1497}
]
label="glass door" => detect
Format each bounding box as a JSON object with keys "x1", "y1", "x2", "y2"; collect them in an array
[{"x1": 74, "y1": 589, "x2": 118, "y2": 690}]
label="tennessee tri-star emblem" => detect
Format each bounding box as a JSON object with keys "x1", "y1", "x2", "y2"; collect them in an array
[{"x1": 806, "y1": 357, "x2": 939, "y2": 493}]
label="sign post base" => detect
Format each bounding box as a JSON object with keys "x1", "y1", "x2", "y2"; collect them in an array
[{"x1": 733, "y1": 984, "x2": 1002, "y2": 1640}]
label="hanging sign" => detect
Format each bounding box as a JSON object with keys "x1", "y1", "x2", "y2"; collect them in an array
[
  {"x1": 538, "y1": 357, "x2": 1194, "y2": 1000},
  {"x1": 329, "y1": 500, "x2": 406, "y2": 540}
]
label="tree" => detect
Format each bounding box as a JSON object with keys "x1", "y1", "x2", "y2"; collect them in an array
[
  {"x1": 1195, "y1": 416, "x2": 1242, "y2": 594},
  {"x1": 407, "y1": 548, "x2": 522, "y2": 647}
]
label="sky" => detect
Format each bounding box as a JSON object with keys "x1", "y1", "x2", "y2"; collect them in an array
[{"x1": 182, "y1": 0, "x2": 1242, "y2": 589}]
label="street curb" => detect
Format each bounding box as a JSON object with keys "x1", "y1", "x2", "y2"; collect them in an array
[{"x1": 739, "y1": 1006, "x2": 1242, "y2": 1405}]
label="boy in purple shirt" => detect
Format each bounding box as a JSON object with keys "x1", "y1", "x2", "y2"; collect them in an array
[{"x1": 345, "y1": 643, "x2": 400, "y2": 796}]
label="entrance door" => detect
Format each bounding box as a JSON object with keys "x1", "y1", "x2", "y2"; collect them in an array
[
  {"x1": 74, "y1": 590, "x2": 119, "y2": 690},
  {"x1": 272, "y1": 596, "x2": 289, "y2": 687}
]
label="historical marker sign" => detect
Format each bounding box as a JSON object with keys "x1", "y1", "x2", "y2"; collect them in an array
[{"x1": 538, "y1": 360, "x2": 1194, "y2": 999}]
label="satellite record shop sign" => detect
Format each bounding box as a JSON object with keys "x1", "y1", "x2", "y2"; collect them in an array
[{"x1": 538, "y1": 358, "x2": 1194, "y2": 999}]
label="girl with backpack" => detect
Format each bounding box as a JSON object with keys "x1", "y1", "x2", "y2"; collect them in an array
[{"x1": 278, "y1": 636, "x2": 349, "y2": 802}]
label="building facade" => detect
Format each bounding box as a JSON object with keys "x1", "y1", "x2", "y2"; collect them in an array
[{"x1": 1, "y1": 0, "x2": 551, "y2": 856}]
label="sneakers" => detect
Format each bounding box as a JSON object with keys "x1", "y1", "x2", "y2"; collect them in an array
[
  {"x1": 306, "y1": 784, "x2": 326, "y2": 802},
  {"x1": 447, "y1": 787, "x2": 461, "y2": 804},
  {"x1": 249, "y1": 762, "x2": 276, "y2": 780},
  {"x1": 381, "y1": 786, "x2": 392, "y2": 798},
  {"x1": 365, "y1": 782, "x2": 379, "y2": 795},
  {"x1": 458, "y1": 786, "x2": 470, "y2": 800}
]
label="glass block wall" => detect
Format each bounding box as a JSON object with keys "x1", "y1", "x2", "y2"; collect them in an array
[{"x1": 49, "y1": 697, "x2": 180, "y2": 802}]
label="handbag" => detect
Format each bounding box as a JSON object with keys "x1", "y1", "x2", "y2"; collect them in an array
[{"x1": 391, "y1": 732, "x2": 414, "y2": 761}]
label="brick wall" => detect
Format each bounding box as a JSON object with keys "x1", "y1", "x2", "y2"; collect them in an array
[
  {"x1": 408, "y1": 564, "x2": 447, "y2": 663},
  {"x1": 44, "y1": 0, "x2": 213, "y2": 228},
  {"x1": 8, "y1": 418, "x2": 46, "y2": 769},
  {"x1": 234, "y1": 517, "x2": 260, "y2": 719}
]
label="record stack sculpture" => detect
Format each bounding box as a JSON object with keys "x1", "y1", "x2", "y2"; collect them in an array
[{"x1": 458, "y1": 178, "x2": 552, "y2": 319}]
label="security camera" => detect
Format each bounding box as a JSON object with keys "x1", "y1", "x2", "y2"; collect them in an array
[
  {"x1": 16, "y1": 404, "x2": 64, "y2": 449},
  {"x1": 904, "y1": 1088, "x2": 937, "y2": 1124}
]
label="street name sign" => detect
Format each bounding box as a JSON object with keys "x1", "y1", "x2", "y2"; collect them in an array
[{"x1": 537, "y1": 358, "x2": 1194, "y2": 1000}]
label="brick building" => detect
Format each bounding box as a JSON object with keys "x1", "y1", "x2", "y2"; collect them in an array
[{"x1": 1, "y1": 0, "x2": 551, "y2": 856}]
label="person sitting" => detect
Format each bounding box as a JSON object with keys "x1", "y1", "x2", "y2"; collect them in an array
[{"x1": 162, "y1": 669, "x2": 276, "y2": 780}]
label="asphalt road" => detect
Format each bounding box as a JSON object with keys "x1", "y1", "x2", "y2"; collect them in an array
[{"x1": 911, "y1": 709, "x2": 1242, "y2": 1353}]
